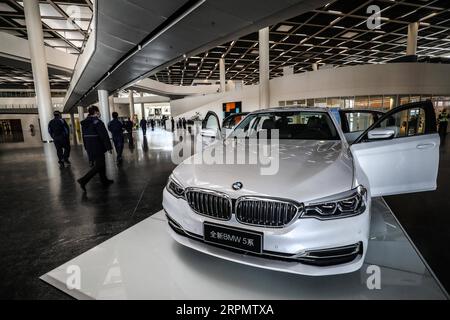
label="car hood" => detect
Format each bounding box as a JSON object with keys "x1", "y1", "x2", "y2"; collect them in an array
[{"x1": 173, "y1": 140, "x2": 354, "y2": 203}]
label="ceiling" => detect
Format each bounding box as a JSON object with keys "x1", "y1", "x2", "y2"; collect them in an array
[
  {"x1": 0, "y1": 63, "x2": 70, "y2": 89},
  {"x1": 148, "y1": 0, "x2": 450, "y2": 86},
  {"x1": 0, "y1": 0, "x2": 93, "y2": 55},
  {"x1": 63, "y1": 0, "x2": 329, "y2": 111},
  {"x1": 0, "y1": 54, "x2": 72, "y2": 89}
]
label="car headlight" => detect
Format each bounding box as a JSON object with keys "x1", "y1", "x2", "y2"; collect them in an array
[
  {"x1": 301, "y1": 186, "x2": 367, "y2": 220},
  {"x1": 166, "y1": 175, "x2": 185, "y2": 198}
]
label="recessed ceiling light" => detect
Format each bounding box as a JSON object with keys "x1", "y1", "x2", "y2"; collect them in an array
[
  {"x1": 276, "y1": 24, "x2": 294, "y2": 32},
  {"x1": 341, "y1": 31, "x2": 358, "y2": 39},
  {"x1": 420, "y1": 12, "x2": 437, "y2": 21}
]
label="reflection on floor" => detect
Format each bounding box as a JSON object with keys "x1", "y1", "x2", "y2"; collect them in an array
[
  {"x1": 42, "y1": 199, "x2": 447, "y2": 300},
  {"x1": 0, "y1": 128, "x2": 181, "y2": 299}
]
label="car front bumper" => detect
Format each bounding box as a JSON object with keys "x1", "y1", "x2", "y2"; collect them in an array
[{"x1": 163, "y1": 188, "x2": 370, "y2": 276}]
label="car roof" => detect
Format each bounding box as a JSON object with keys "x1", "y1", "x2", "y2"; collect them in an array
[
  {"x1": 224, "y1": 112, "x2": 249, "y2": 118},
  {"x1": 249, "y1": 106, "x2": 330, "y2": 114},
  {"x1": 339, "y1": 109, "x2": 385, "y2": 113}
]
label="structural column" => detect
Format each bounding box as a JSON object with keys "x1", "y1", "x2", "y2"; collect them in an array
[
  {"x1": 77, "y1": 106, "x2": 85, "y2": 144},
  {"x1": 109, "y1": 95, "x2": 115, "y2": 113},
  {"x1": 219, "y1": 58, "x2": 226, "y2": 93},
  {"x1": 69, "y1": 112, "x2": 77, "y2": 145},
  {"x1": 78, "y1": 106, "x2": 85, "y2": 122},
  {"x1": 258, "y1": 27, "x2": 270, "y2": 108},
  {"x1": 312, "y1": 63, "x2": 318, "y2": 71},
  {"x1": 23, "y1": 0, "x2": 53, "y2": 142},
  {"x1": 98, "y1": 90, "x2": 111, "y2": 134},
  {"x1": 129, "y1": 90, "x2": 135, "y2": 119},
  {"x1": 407, "y1": 22, "x2": 418, "y2": 56}
]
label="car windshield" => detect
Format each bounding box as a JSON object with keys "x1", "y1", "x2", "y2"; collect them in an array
[{"x1": 230, "y1": 111, "x2": 340, "y2": 140}]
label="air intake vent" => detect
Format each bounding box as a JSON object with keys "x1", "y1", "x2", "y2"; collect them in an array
[
  {"x1": 236, "y1": 197, "x2": 301, "y2": 227},
  {"x1": 185, "y1": 189, "x2": 232, "y2": 220}
]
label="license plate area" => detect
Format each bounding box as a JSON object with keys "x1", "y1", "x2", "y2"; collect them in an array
[{"x1": 203, "y1": 222, "x2": 263, "y2": 254}]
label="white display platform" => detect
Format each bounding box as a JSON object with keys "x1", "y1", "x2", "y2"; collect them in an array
[{"x1": 41, "y1": 198, "x2": 448, "y2": 300}]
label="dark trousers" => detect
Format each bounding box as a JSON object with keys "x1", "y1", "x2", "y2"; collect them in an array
[
  {"x1": 113, "y1": 135, "x2": 124, "y2": 160},
  {"x1": 79, "y1": 153, "x2": 107, "y2": 185},
  {"x1": 439, "y1": 122, "x2": 448, "y2": 142},
  {"x1": 54, "y1": 137, "x2": 70, "y2": 162},
  {"x1": 127, "y1": 132, "x2": 134, "y2": 147},
  {"x1": 141, "y1": 127, "x2": 147, "y2": 135}
]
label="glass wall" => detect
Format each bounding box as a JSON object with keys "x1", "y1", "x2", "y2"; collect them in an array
[{"x1": 279, "y1": 94, "x2": 450, "y2": 114}]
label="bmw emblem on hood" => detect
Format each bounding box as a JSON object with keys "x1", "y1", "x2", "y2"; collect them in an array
[{"x1": 232, "y1": 182, "x2": 243, "y2": 190}]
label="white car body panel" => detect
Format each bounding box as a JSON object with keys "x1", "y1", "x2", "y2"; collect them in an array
[
  {"x1": 167, "y1": 226, "x2": 365, "y2": 276},
  {"x1": 163, "y1": 105, "x2": 439, "y2": 275},
  {"x1": 174, "y1": 140, "x2": 354, "y2": 203},
  {"x1": 351, "y1": 133, "x2": 440, "y2": 196},
  {"x1": 163, "y1": 188, "x2": 369, "y2": 276}
]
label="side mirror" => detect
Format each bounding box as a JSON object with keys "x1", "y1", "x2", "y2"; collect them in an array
[
  {"x1": 368, "y1": 128, "x2": 395, "y2": 140},
  {"x1": 200, "y1": 128, "x2": 220, "y2": 139}
]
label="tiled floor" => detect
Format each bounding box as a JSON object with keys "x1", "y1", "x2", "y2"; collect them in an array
[{"x1": 0, "y1": 128, "x2": 178, "y2": 299}]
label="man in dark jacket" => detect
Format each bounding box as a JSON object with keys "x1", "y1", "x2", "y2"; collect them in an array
[
  {"x1": 438, "y1": 109, "x2": 448, "y2": 142},
  {"x1": 108, "y1": 112, "x2": 125, "y2": 164},
  {"x1": 150, "y1": 118, "x2": 155, "y2": 131},
  {"x1": 171, "y1": 117, "x2": 175, "y2": 132},
  {"x1": 48, "y1": 110, "x2": 71, "y2": 168},
  {"x1": 140, "y1": 118, "x2": 147, "y2": 136},
  {"x1": 77, "y1": 106, "x2": 113, "y2": 192}
]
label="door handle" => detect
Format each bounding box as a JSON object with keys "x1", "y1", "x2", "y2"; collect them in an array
[{"x1": 416, "y1": 143, "x2": 435, "y2": 149}]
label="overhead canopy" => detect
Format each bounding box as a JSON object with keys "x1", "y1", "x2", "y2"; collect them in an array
[{"x1": 63, "y1": 0, "x2": 329, "y2": 112}]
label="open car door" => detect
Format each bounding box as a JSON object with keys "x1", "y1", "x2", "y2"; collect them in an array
[
  {"x1": 350, "y1": 101, "x2": 439, "y2": 197},
  {"x1": 200, "y1": 111, "x2": 222, "y2": 147},
  {"x1": 222, "y1": 112, "x2": 249, "y2": 138}
]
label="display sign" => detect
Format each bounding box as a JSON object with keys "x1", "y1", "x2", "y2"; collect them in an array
[
  {"x1": 222, "y1": 101, "x2": 242, "y2": 118},
  {"x1": 204, "y1": 222, "x2": 263, "y2": 254}
]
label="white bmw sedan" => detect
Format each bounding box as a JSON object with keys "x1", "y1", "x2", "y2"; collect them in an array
[{"x1": 163, "y1": 101, "x2": 439, "y2": 276}]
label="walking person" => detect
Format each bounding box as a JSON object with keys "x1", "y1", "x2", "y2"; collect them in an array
[
  {"x1": 150, "y1": 118, "x2": 155, "y2": 131},
  {"x1": 140, "y1": 118, "x2": 147, "y2": 136},
  {"x1": 438, "y1": 109, "x2": 448, "y2": 143},
  {"x1": 48, "y1": 110, "x2": 71, "y2": 168},
  {"x1": 182, "y1": 117, "x2": 187, "y2": 130},
  {"x1": 171, "y1": 117, "x2": 175, "y2": 132},
  {"x1": 108, "y1": 112, "x2": 125, "y2": 165},
  {"x1": 77, "y1": 106, "x2": 113, "y2": 192}
]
